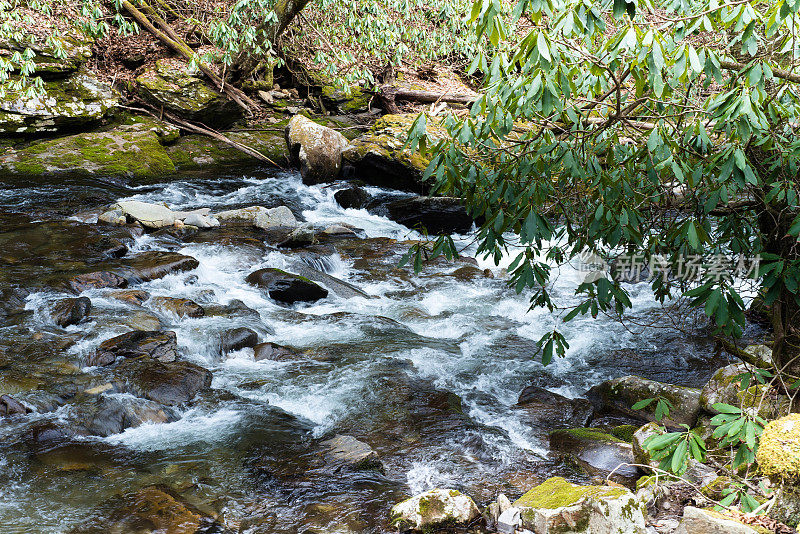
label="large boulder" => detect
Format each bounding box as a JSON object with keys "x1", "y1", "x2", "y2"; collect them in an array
[
  {"x1": 510, "y1": 477, "x2": 647, "y2": 534},
  {"x1": 112, "y1": 359, "x2": 212, "y2": 406},
  {"x1": 342, "y1": 113, "x2": 446, "y2": 193},
  {"x1": 514, "y1": 385, "x2": 594, "y2": 430},
  {"x1": 587, "y1": 375, "x2": 701, "y2": 429},
  {"x1": 700, "y1": 363, "x2": 787, "y2": 420},
  {"x1": 757, "y1": 414, "x2": 800, "y2": 527},
  {"x1": 334, "y1": 184, "x2": 371, "y2": 209},
  {"x1": 89, "y1": 330, "x2": 178, "y2": 367},
  {"x1": 384, "y1": 196, "x2": 473, "y2": 234},
  {"x1": 246, "y1": 268, "x2": 329, "y2": 303},
  {"x1": 136, "y1": 58, "x2": 243, "y2": 127},
  {"x1": 0, "y1": 121, "x2": 176, "y2": 177},
  {"x1": 285, "y1": 114, "x2": 349, "y2": 184},
  {"x1": 389, "y1": 488, "x2": 480, "y2": 531},
  {"x1": 549, "y1": 428, "x2": 639, "y2": 484},
  {"x1": 0, "y1": 74, "x2": 117, "y2": 135}
]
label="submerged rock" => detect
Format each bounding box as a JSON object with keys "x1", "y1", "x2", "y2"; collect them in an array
[
  {"x1": 389, "y1": 488, "x2": 480, "y2": 531},
  {"x1": 89, "y1": 330, "x2": 178, "y2": 367},
  {"x1": 549, "y1": 428, "x2": 639, "y2": 484},
  {"x1": 289, "y1": 262, "x2": 372, "y2": 299},
  {"x1": 246, "y1": 268, "x2": 329, "y2": 303},
  {"x1": 285, "y1": 114, "x2": 349, "y2": 184},
  {"x1": 0, "y1": 74, "x2": 117, "y2": 135},
  {"x1": 136, "y1": 58, "x2": 243, "y2": 127},
  {"x1": 511, "y1": 477, "x2": 646, "y2": 534},
  {"x1": 51, "y1": 296, "x2": 92, "y2": 327},
  {"x1": 385, "y1": 196, "x2": 473, "y2": 234},
  {"x1": 587, "y1": 375, "x2": 701, "y2": 429},
  {"x1": 112, "y1": 358, "x2": 212, "y2": 406},
  {"x1": 320, "y1": 434, "x2": 383, "y2": 471},
  {"x1": 74, "y1": 485, "x2": 220, "y2": 534}
]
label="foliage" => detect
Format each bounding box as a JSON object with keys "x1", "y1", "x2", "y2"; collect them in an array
[{"x1": 407, "y1": 0, "x2": 800, "y2": 372}]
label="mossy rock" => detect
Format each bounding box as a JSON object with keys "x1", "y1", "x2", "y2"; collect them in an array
[
  {"x1": 342, "y1": 113, "x2": 445, "y2": 193},
  {"x1": 320, "y1": 84, "x2": 372, "y2": 114},
  {"x1": 0, "y1": 120, "x2": 174, "y2": 178},
  {"x1": 587, "y1": 375, "x2": 701, "y2": 429},
  {"x1": 0, "y1": 32, "x2": 93, "y2": 76},
  {"x1": 389, "y1": 488, "x2": 480, "y2": 531},
  {"x1": 700, "y1": 363, "x2": 788, "y2": 420},
  {"x1": 166, "y1": 128, "x2": 288, "y2": 169},
  {"x1": 136, "y1": 58, "x2": 243, "y2": 127},
  {"x1": 0, "y1": 74, "x2": 118, "y2": 135},
  {"x1": 758, "y1": 414, "x2": 800, "y2": 483},
  {"x1": 513, "y1": 477, "x2": 646, "y2": 533}
]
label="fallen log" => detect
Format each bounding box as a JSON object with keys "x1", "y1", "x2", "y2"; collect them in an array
[{"x1": 376, "y1": 85, "x2": 479, "y2": 112}]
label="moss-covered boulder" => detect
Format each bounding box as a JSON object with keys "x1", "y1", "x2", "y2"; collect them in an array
[
  {"x1": 320, "y1": 84, "x2": 372, "y2": 114},
  {"x1": 757, "y1": 414, "x2": 800, "y2": 527},
  {"x1": 166, "y1": 128, "x2": 289, "y2": 169},
  {"x1": 136, "y1": 58, "x2": 243, "y2": 127},
  {"x1": 549, "y1": 428, "x2": 639, "y2": 484},
  {"x1": 0, "y1": 74, "x2": 117, "y2": 135},
  {"x1": 0, "y1": 120, "x2": 175, "y2": 177},
  {"x1": 0, "y1": 32, "x2": 93, "y2": 76},
  {"x1": 631, "y1": 422, "x2": 663, "y2": 469},
  {"x1": 342, "y1": 113, "x2": 445, "y2": 193},
  {"x1": 587, "y1": 375, "x2": 701, "y2": 429},
  {"x1": 700, "y1": 363, "x2": 787, "y2": 420},
  {"x1": 511, "y1": 477, "x2": 647, "y2": 534},
  {"x1": 389, "y1": 488, "x2": 480, "y2": 531},
  {"x1": 285, "y1": 114, "x2": 349, "y2": 184}
]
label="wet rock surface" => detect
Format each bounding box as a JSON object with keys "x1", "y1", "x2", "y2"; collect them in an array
[
  {"x1": 90, "y1": 330, "x2": 178, "y2": 367},
  {"x1": 385, "y1": 195, "x2": 473, "y2": 234},
  {"x1": 51, "y1": 297, "x2": 92, "y2": 327},
  {"x1": 246, "y1": 267, "x2": 329, "y2": 303},
  {"x1": 111, "y1": 358, "x2": 212, "y2": 406}
]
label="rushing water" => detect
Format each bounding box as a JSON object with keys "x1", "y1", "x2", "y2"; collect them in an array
[{"x1": 0, "y1": 168, "x2": 736, "y2": 533}]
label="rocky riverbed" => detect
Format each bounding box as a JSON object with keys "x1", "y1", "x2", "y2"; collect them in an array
[{"x1": 0, "y1": 165, "x2": 766, "y2": 533}]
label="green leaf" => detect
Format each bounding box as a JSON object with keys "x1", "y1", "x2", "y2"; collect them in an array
[
  {"x1": 632, "y1": 398, "x2": 655, "y2": 410},
  {"x1": 712, "y1": 403, "x2": 742, "y2": 414}
]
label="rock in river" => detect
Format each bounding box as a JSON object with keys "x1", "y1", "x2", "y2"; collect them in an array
[
  {"x1": 549, "y1": 428, "x2": 639, "y2": 485},
  {"x1": 390, "y1": 488, "x2": 480, "y2": 532},
  {"x1": 221, "y1": 327, "x2": 259, "y2": 354},
  {"x1": 253, "y1": 342, "x2": 303, "y2": 361},
  {"x1": 69, "y1": 271, "x2": 127, "y2": 293},
  {"x1": 150, "y1": 296, "x2": 205, "y2": 319},
  {"x1": 89, "y1": 330, "x2": 178, "y2": 367},
  {"x1": 587, "y1": 375, "x2": 701, "y2": 429},
  {"x1": 71, "y1": 394, "x2": 178, "y2": 437},
  {"x1": 285, "y1": 114, "x2": 349, "y2": 184},
  {"x1": 0, "y1": 394, "x2": 30, "y2": 416},
  {"x1": 246, "y1": 268, "x2": 328, "y2": 303},
  {"x1": 112, "y1": 358, "x2": 212, "y2": 406},
  {"x1": 51, "y1": 296, "x2": 92, "y2": 327},
  {"x1": 385, "y1": 196, "x2": 473, "y2": 234},
  {"x1": 320, "y1": 434, "x2": 383, "y2": 471},
  {"x1": 334, "y1": 184, "x2": 371, "y2": 209},
  {"x1": 515, "y1": 385, "x2": 594, "y2": 430},
  {"x1": 120, "y1": 251, "x2": 199, "y2": 282}
]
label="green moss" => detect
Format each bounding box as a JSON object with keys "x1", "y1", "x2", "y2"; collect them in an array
[
  {"x1": 610, "y1": 424, "x2": 637, "y2": 442},
  {"x1": 757, "y1": 413, "x2": 800, "y2": 482},
  {"x1": 513, "y1": 477, "x2": 627, "y2": 510}
]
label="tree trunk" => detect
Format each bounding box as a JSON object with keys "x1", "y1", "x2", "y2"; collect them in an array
[{"x1": 233, "y1": 0, "x2": 313, "y2": 79}]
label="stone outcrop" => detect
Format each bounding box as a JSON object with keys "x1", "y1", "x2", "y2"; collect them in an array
[
  {"x1": 285, "y1": 114, "x2": 349, "y2": 184},
  {"x1": 136, "y1": 59, "x2": 243, "y2": 127},
  {"x1": 389, "y1": 488, "x2": 480, "y2": 531},
  {"x1": 0, "y1": 74, "x2": 117, "y2": 135}
]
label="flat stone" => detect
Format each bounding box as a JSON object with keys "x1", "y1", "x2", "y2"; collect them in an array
[
  {"x1": 321, "y1": 434, "x2": 382, "y2": 470},
  {"x1": 70, "y1": 271, "x2": 128, "y2": 293},
  {"x1": 112, "y1": 359, "x2": 212, "y2": 406},
  {"x1": 89, "y1": 330, "x2": 178, "y2": 367},
  {"x1": 389, "y1": 488, "x2": 480, "y2": 531}
]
